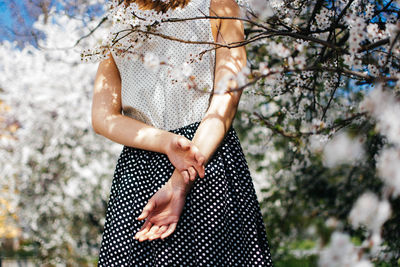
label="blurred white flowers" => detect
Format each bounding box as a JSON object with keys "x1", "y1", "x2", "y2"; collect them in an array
[
  {"x1": 215, "y1": 66, "x2": 250, "y2": 94},
  {"x1": 349, "y1": 192, "x2": 392, "y2": 234},
  {"x1": 360, "y1": 83, "x2": 400, "y2": 197},
  {"x1": 318, "y1": 231, "x2": 372, "y2": 267},
  {"x1": 143, "y1": 51, "x2": 161, "y2": 72},
  {"x1": 249, "y1": 0, "x2": 275, "y2": 20},
  {"x1": 81, "y1": 0, "x2": 170, "y2": 63},
  {"x1": 0, "y1": 10, "x2": 122, "y2": 260},
  {"x1": 377, "y1": 148, "x2": 400, "y2": 197},
  {"x1": 170, "y1": 62, "x2": 193, "y2": 82},
  {"x1": 322, "y1": 131, "x2": 365, "y2": 168},
  {"x1": 360, "y1": 83, "x2": 400, "y2": 146},
  {"x1": 0, "y1": 0, "x2": 398, "y2": 264}
]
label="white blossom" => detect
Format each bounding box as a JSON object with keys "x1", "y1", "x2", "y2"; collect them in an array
[
  {"x1": 267, "y1": 41, "x2": 291, "y2": 58},
  {"x1": 315, "y1": 8, "x2": 334, "y2": 30},
  {"x1": 308, "y1": 134, "x2": 329, "y2": 153},
  {"x1": 0, "y1": 11, "x2": 122, "y2": 260},
  {"x1": 249, "y1": 0, "x2": 275, "y2": 20},
  {"x1": 354, "y1": 260, "x2": 374, "y2": 267},
  {"x1": 322, "y1": 131, "x2": 365, "y2": 168},
  {"x1": 348, "y1": 192, "x2": 392, "y2": 233},
  {"x1": 170, "y1": 62, "x2": 193, "y2": 82},
  {"x1": 376, "y1": 147, "x2": 400, "y2": 197},
  {"x1": 143, "y1": 51, "x2": 161, "y2": 72},
  {"x1": 318, "y1": 231, "x2": 370, "y2": 267},
  {"x1": 360, "y1": 83, "x2": 400, "y2": 146}
]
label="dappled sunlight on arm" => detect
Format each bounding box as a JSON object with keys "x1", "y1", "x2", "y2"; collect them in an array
[
  {"x1": 190, "y1": 0, "x2": 247, "y2": 164},
  {"x1": 91, "y1": 54, "x2": 174, "y2": 153}
]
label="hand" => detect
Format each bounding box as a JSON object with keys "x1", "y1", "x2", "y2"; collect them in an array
[
  {"x1": 135, "y1": 178, "x2": 187, "y2": 241},
  {"x1": 166, "y1": 134, "x2": 205, "y2": 183}
]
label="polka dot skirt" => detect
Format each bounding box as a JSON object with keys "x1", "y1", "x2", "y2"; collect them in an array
[{"x1": 97, "y1": 121, "x2": 274, "y2": 266}]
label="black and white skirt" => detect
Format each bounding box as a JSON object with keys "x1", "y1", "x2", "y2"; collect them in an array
[{"x1": 97, "y1": 121, "x2": 274, "y2": 266}]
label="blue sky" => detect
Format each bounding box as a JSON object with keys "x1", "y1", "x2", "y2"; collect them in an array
[
  {"x1": 0, "y1": 2, "x2": 13, "y2": 39},
  {"x1": 0, "y1": 1, "x2": 105, "y2": 44},
  {"x1": 0, "y1": 1, "x2": 37, "y2": 43}
]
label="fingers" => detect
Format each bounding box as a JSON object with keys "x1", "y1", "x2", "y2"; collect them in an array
[
  {"x1": 161, "y1": 222, "x2": 177, "y2": 239},
  {"x1": 181, "y1": 170, "x2": 190, "y2": 184},
  {"x1": 136, "y1": 223, "x2": 175, "y2": 241},
  {"x1": 192, "y1": 146, "x2": 205, "y2": 178},
  {"x1": 135, "y1": 220, "x2": 153, "y2": 241},
  {"x1": 184, "y1": 143, "x2": 205, "y2": 179},
  {"x1": 193, "y1": 155, "x2": 205, "y2": 178},
  {"x1": 174, "y1": 137, "x2": 206, "y2": 180},
  {"x1": 149, "y1": 225, "x2": 168, "y2": 240},
  {"x1": 194, "y1": 148, "x2": 205, "y2": 166},
  {"x1": 198, "y1": 164, "x2": 205, "y2": 179},
  {"x1": 187, "y1": 166, "x2": 197, "y2": 181},
  {"x1": 137, "y1": 200, "x2": 155, "y2": 221},
  {"x1": 145, "y1": 225, "x2": 160, "y2": 241},
  {"x1": 156, "y1": 225, "x2": 168, "y2": 236}
]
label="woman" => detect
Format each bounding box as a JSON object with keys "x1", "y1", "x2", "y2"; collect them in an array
[{"x1": 92, "y1": 0, "x2": 274, "y2": 265}]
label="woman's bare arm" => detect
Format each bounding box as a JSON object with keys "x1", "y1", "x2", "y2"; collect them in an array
[
  {"x1": 92, "y1": 55, "x2": 205, "y2": 179},
  {"x1": 168, "y1": 0, "x2": 246, "y2": 189},
  {"x1": 194, "y1": 0, "x2": 246, "y2": 163},
  {"x1": 135, "y1": 0, "x2": 248, "y2": 240},
  {"x1": 92, "y1": 55, "x2": 175, "y2": 153}
]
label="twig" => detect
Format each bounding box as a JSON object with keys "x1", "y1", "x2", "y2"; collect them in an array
[
  {"x1": 74, "y1": 17, "x2": 108, "y2": 47},
  {"x1": 253, "y1": 112, "x2": 367, "y2": 139}
]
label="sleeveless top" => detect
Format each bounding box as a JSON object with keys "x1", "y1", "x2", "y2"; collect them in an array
[{"x1": 111, "y1": 0, "x2": 216, "y2": 131}]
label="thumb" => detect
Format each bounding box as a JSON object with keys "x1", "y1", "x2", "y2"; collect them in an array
[{"x1": 137, "y1": 200, "x2": 155, "y2": 220}]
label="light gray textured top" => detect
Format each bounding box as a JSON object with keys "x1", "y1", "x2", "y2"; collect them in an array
[{"x1": 111, "y1": 0, "x2": 216, "y2": 131}]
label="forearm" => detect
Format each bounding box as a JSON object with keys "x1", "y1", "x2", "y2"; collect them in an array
[
  {"x1": 192, "y1": 101, "x2": 238, "y2": 165},
  {"x1": 92, "y1": 112, "x2": 175, "y2": 154},
  {"x1": 92, "y1": 54, "x2": 181, "y2": 155},
  {"x1": 167, "y1": 92, "x2": 240, "y2": 194},
  {"x1": 166, "y1": 51, "x2": 244, "y2": 191},
  {"x1": 191, "y1": 66, "x2": 242, "y2": 164},
  {"x1": 166, "y1": 0, "x2": 246, "y2": 191}
]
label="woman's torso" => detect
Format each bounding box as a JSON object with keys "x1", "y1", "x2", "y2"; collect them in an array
[{"x1": 111, "y1": 0, "x2": 216, "y2": 131}]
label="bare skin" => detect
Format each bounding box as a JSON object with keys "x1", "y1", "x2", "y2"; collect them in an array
[
  {"x1": 134, "y1": 0, "x2": 247, "y2": 241},
  {"x1": 92, "y1": 43, "x2": 206, "y2": 182}
]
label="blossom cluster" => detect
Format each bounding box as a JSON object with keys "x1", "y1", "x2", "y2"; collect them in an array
[
  {"x1": 80, "y1": 0, "x2": 222, "y2": 93},
  {"x1": 81, "y1": 0, "x2": 171, "y2": 63},
  {"x1": 360, "y1": 84, "x2": 400, "y2": 197},
  {"x1": 233, "y1": 0, "x2": 400, "y2": 264},
  {"x1": 0, "y1": 10, "x2": 121, "y2": 263},
  {"x1": 1, "y1": 0, "x2": 399, "y2": 264}
]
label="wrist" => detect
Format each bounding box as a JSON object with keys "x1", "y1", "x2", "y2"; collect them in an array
[
  {"x1": 167, "y1": 170, "x2": 192, "y2": 196},
  {"x1": 160, "y1": 131, "x2": 176, "y2": 155}
]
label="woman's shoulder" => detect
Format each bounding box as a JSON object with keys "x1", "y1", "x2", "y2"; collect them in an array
[{"x1": 210, "y1": 0, "x2": 240, "y2": 17}]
